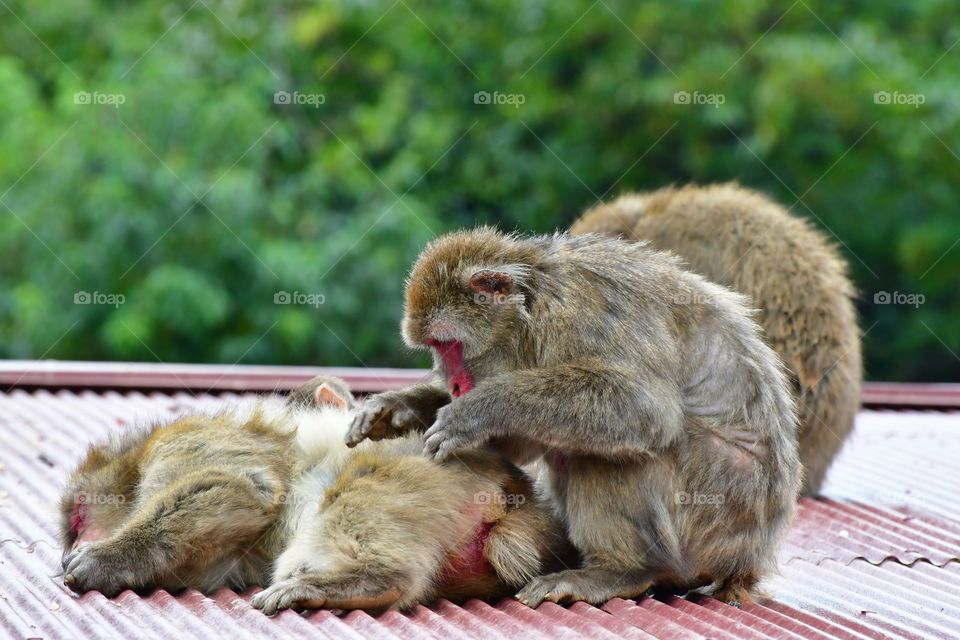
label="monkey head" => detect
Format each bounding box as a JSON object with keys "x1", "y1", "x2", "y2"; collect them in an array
[
  {"x1": 401, "y1": 228, "x2": 535, "y2": 396},
  {"x1": 59, "y1": 435, "x2": 141, "y2": 562}
]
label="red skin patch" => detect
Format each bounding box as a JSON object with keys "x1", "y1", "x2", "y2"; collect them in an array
[
  {"x1": 426, "y1": 340, "x2": 475, "y2": 398},
  {"x1": 69, "y1": 502, "x2": 87, "y2": 536},
  {"x1": 437, "y1": 521, "x2": 495, "y2": 586},
  {"x1": 68, "y1": 501, "x2": 105, "y2": 547}
]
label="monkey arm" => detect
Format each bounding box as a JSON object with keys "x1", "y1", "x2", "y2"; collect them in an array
[
  {"x1": 62, "y1": 471, "x2": 277, "y2": 596},
  {"x1": 345, "y1": 380, "x2": 451, "y2": 447},
  {"x1": 423, "y1": 361, "x2": 684, "y2": 460}
]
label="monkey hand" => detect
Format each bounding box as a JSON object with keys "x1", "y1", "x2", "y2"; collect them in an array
[
  {"x1": 422, "y1": 399, "x2": 497, "y2": 461},
  {"x1": 345, "y1": 392, "x2": 427, "y2": 447},
  {"x1": 62, "y1": 542, "x2": 139, "y2": 598}
]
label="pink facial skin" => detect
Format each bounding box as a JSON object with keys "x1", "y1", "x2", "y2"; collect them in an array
[
  {"x1": 68, "y1": 501, "x2": 106, "y2": 549},
  {"x1": 425, "y1": 340, "x2": 475, "y2": 398}
]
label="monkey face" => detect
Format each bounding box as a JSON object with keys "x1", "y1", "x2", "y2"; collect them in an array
[
  {"x1": 59, "y1": 445, "x2": 137, "y2": 563},
  {"x1": 401, "y1": 229, "x2": 532, "y2": 389}
]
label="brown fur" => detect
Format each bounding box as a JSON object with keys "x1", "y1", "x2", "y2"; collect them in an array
[
  {"x1": 252, "y1": 378, "x2": 574, "y2": 614},
  {"x1": 59, "y1": 400, "x2": 298, "y2": 596},
  {"x1": 347, "y1": 228, "x2": 802, "y2": 606},
  {"x1": 571, "y1": 183, "x2": 861, "y2": 494},
  {"x1": 59, "y1": 377, "x2": 572, "y2": 611}
]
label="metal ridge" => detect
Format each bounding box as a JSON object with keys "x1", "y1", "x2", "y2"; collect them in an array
[{"x1": 1, "y1": 360, "x2": 959, "y2": 408}]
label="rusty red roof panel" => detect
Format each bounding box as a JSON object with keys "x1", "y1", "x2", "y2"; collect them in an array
[{"x1": 2, "y1": 377, "x2": 960, "y2": 639}]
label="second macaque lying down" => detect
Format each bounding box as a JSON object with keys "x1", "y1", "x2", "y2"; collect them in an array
[{"x1": 58, "y1": 376, "x2": 572, "y2": 612}]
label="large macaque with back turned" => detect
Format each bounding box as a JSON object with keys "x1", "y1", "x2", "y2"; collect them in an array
[
  {"x1": 571, "y1": 183, "x2": 861, "y2": 495},
  {"x1": 347, "y1": 228, "x2": 802, "y2": 606}
]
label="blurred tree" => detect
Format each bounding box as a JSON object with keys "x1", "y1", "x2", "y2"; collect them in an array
[{"x1": 0, "y1": 0, "x2": 957, "y2": 380}]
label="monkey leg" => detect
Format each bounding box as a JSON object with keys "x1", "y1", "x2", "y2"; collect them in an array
[
  {"x1": 62, "y1": 471, "x2": 276, "y2": 596},
  {"x1": 251, "y1": 571, "x2": 404, "y2": 615},
  {"x1": 515, "y1": 456, "x2": 685, "y2": 608},
  {"x1": 516, "y1": 567, "x2": 654, "y2": 607},
  {"x1": 483, "y1": 493, "x2": 576, "y2": 589}
]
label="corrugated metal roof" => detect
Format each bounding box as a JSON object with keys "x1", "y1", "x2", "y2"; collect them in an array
[
  {"x1": 3, "y1": 360, "x2": 958, "y2": 407},
  {"x1": 2, "y1": 384, "x2": 959, "y2": 639}
]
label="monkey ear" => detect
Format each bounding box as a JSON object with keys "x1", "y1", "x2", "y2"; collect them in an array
[
  {"x1": 467, "y1": 269, "x2": 513, "y2": 295},
  {"x1": 314, "y1": 384, "x2": 351, "y2": 410}
]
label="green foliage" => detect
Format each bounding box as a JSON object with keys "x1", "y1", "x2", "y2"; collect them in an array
[{"x1": 0, "y1": 0, "x2": 958, "y2": 379}]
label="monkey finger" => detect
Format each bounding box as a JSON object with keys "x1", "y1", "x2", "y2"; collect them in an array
[
  {"x1": 251, "y1": 587, "x2": 286, "y2": 615},
  {"x1": 516, "y1": 576, "x2": 565, "y2": 608},
  {"x1": 252, "y1": 580, "x2": 330, "y2": 615},
  {"x1": 345, "y1": 406, "x2": 383, "y2": 447},
  {"x1": 515, "y1": 589, "x2": 546, "y2": 608},
  {"x1": 64, "y1": 549, "x2": 89, "y2": 581},
  {"x1": 422, "y1": 430, "x2": 447, "y2": 459},
  {"x1": 434, "y1": 441, "x2": 459, "y2": 462},
  {"x1": 61, "y1": 550, "x2": 79, "y2": 572},
  {"x1": 344, "y1": 413, "x2": 371, "y2": 447},
  {"x1": 391, "y1": 407, "x2": 421, "y2": 432},
  {"x1": 428, "y1": 432, "x2": 471, "y2": 461}
]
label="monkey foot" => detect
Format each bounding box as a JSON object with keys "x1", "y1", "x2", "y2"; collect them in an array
[
  {"x1": 712, "y1": 572, "x2": 757, "y2": 608},
  {"x1": 252, "y1": 580, "x2": 324, "y2": 615},
  {"x1": 251, "y1": 578, "x2": 401, "y2": 615},
  {"x1": 516, "y1": 568, "x2": 652, "y2": 608}
]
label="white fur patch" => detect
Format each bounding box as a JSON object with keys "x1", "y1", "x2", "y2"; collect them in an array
[{"x1": 290, "y1": 404, "x2": 355, "y2": 469}]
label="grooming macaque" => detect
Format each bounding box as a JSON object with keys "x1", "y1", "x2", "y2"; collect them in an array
[
  {"x1": 347, "y1": 228, "x2": 801, "y2": 606},
  {"x1": 59, "y1": 377, "x2": 570, "y2": 611},
  {"x1": 571, "y1": 183, "x2": 861, "y2": 494}
]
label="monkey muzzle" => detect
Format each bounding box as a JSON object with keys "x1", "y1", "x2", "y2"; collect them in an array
[{"x1": 425, "y1": 339, "x2": 475, "y2": 398}]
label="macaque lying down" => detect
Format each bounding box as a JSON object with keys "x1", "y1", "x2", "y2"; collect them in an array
[{"x1": 58, "y1": 377, "x2": 572, "y2": 612}]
